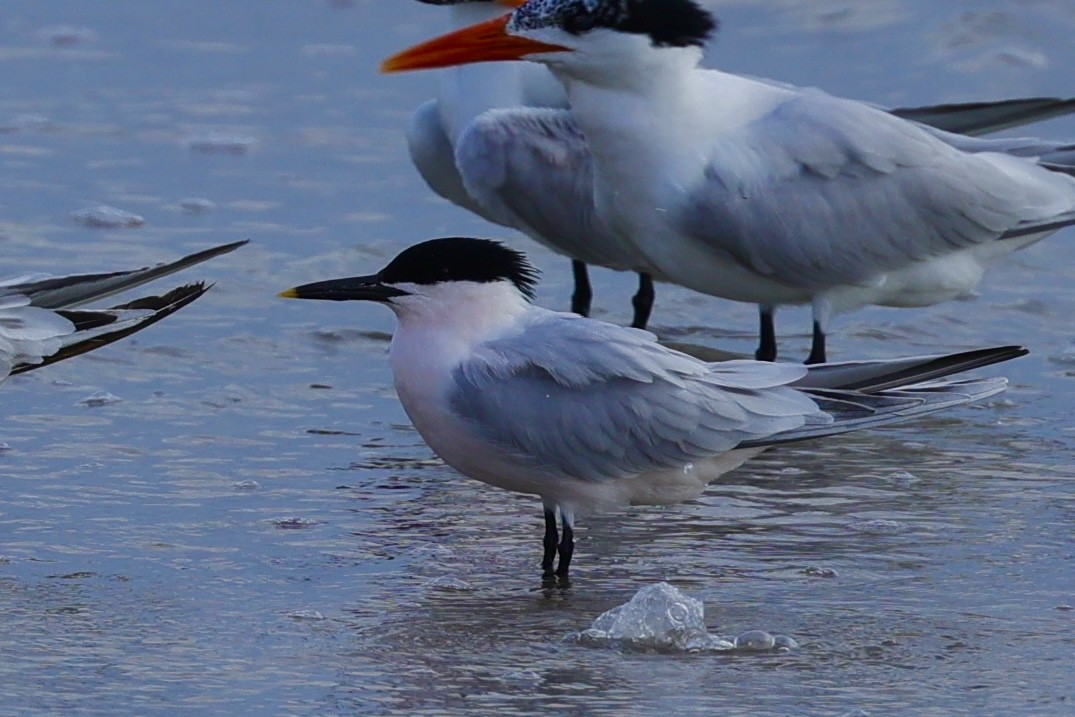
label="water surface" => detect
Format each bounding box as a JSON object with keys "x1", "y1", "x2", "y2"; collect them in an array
[{"x1": 1, "y1": 2, "x2": 1073, "y2": 715}]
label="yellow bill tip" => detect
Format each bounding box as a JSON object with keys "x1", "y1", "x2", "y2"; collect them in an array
[{"x1": 277, "y1": 288, "x2": 299, "y2": 299}]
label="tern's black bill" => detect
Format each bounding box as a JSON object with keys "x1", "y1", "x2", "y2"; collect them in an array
[{"x1": 278, "y1": 275, "x2": 408, "y2": 302}]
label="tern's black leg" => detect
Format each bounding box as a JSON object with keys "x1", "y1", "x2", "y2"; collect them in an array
[
  {"x1": 630, "y1": 273, "x2": 655, "y2": 329},
  {"x1": 805, "y1": 321, "x2": 827, "y2": 365},
  {"x1": 556, "y1": 520, "x2": 574, "y2": 577},
  {"x1": 542, "y1": 508, "x2": 559, "y2": 576},
  {"x1": 755, "y1": 307, "x2": 777, "y2": 362},
  {"x1": 570, "y1": 260, "x2": 593, "y2": 317}
]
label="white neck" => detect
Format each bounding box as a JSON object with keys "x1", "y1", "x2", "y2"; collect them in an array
[{"x1": 388, "y1": 280, "x2": 531, "y2": 371}]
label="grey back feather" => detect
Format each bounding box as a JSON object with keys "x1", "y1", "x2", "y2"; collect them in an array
[
  {"x1": 677, "y1": 90, "x2": 1075, "y2": 289},
  {"x1": 448, "y1": 311, "x2": 823, "y2": 483}
]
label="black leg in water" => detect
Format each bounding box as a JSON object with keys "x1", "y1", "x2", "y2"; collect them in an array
[
  {"x1": 755, "y1": 307, "x2": 777, "y2": 362},
  {"x1": 542, "y1": 508, "x2": 559, "y2": 576},
  {"x1": 556, "y1": 521, "x2": 574, "y2": 577},
  {"x1": 570, "y1": 260, "x2": 592, "y2": 317},
  {"x1": 805, "y1": 321, "x2": 827, "y2": 365},
  {"x1": 631, "y1": 273, "x2": 655, "y2": 329}
]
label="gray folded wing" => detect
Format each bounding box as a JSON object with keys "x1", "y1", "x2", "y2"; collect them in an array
[
  {"x1": 406, "y1": 99, "x2": 505, "y2": 223},
  {"x1": 740, "y1": 377, "x2": 1009, "y2": 448},
  {"x1": 8, "y1": 283, "x2": 210, "y2": 377},
  {"x1": 448, "y1": 313, "x2": 821, "y2": 483},
  {"x1": 456, "y1": 108, "x2": 635, "y2": 269},
  {"x1": 677, "y1": 90, "x2": 1075, "y2": 289}
]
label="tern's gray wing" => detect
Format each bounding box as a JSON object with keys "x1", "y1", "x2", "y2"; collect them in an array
[
  {"x1": 0, "y1": 295, "x2": 75, "y2": 379},
  {"x1": 678, "y1": 90, "x2": 1075, "y2": 289},
  {"x1": 449, "y1": 312, "x2": 820, "y2": 483},
  {"x1": 795, "y1": 345, "x2": 1027, "y2": 392},
  {"x1": 916, "y1": 125, "x2": 1075, "y2": 169},
  {"x1": 891, "y1": 97, "x2": 1075, "y2": 137},
  {"x1": 9, "y1": 283, "x2": 209, "y2": 377},
  {"x1": 2, "y1": 240, "x2": 246, "y2": 309},
  {"x1": 456, "y1": 108, "x2": 635, "y2": 269},
  {"x1": 741, "y1": 377, "x2": 1009, "y2": 447},
  {"x1": 406, "y1": 99, "x2": 504, "y2": 224},
  {"x1": 0, "y1": 282, "x2": 209, "y2": 381}
]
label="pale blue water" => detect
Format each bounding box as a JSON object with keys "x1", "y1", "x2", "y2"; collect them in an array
[{"x1": 1, "y1": 2, "x2": 1073, "y2": 715}]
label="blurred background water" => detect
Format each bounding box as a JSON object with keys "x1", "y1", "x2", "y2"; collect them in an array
[{"x1": 1, "y1": 1, "x2": 1073, "y2": 715}]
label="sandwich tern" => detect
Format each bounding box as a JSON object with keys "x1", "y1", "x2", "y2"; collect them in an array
[
  {"x1": 1, "y1": 240, "x2": 246, "y2": 383},
  {"x1": 280, "y1": 237, "x2": 1024, "y2": 577},
  {"x1": 383, "y1": 0, "x2": 1075, "y2": 364}
]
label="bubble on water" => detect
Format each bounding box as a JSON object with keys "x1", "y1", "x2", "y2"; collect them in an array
[
  {"x1": 0, "y1": 442, "x2": 11, "y2": 454},
  {"x1": 567, "y1": 583, "x2": 796, "y2": 654},
  {"x1": 0, "y1": 114, "x2": 54, "y2": 133},
  {"x1": 569, "y1": 583, "x2": 710, "y2": 651},
  {"x1": 733, "y1": 630, "x2": 775, "y2": 651},
  {"x1": 79, "y1": 391, "x2": 122, "y2": 408},
  {"x1": 773, "y1": 634, "x2": 799, "y2": 650},
  {"x1": 70, "y1": 205, "x2": 145, "y2": 229},
  {"x1": 271, "y1": 517, "x2": 322, "y2": 530},
  {"x1": 849, "y1": 519, "x2": 909, "y2": 535},
  {"x1": 887, "y1": 470, "x2": 919, "y2": 486},
  {"x1": 38, "y1": 25, "x2": 98, "y2": 46},
  {"x1": 426, "y1": 576, "x2": 476, "y2": 593},
  {"x1": 288, "y1": 609, "x2": 325, "y2": 621},
  {"x1": 184, "y1": 132, "x2": 258, "y2": 155},
  {"x1": 1056, "y1": 604, "x2": 1073, "y2": 612},
  {"x1": 1047, "y1": 344, "x2": 1075, "y2": 367},
  {"x1": 232, "y1": 480, "x2": 259, "y2": 490},
  {"x1": 802, "y1": 566, "x2": 839, "y2": 578},
  {"x1": 179, "y1": 197, "x2": 216, "y2": 215},
  {"x1": 500, "y1": 669, "x2": 542, "y2": 684}
]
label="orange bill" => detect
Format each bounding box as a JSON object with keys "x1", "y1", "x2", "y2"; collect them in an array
[
  {"x1": 495, "y1": 0, "x2": 527, "y2": 6},
  {"x1": 381, "y1": 14, "x2": 569, "y2": 73}
]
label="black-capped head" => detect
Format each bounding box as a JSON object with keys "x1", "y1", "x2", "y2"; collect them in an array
[
  {"x1": 279, "y1": 237, "x2": 539, "y2": 305},
  {"x1": 511, "y1": 0, "x2": 717, "y2": 49},
  {"x1": 380, "y1": 237, "x2": 539, "y2": 299}
]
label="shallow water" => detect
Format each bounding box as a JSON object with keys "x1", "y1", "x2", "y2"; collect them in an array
[{"x1": 1, "y1": 1, "x2": 1074, "y2": 715}]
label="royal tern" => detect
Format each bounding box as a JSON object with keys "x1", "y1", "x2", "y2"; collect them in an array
[
  {"x1": 280, "y1": 237, "x2": 1023, "y2": 577},
  {"x1": 1, "y1": 240, "x2": 247, "y2": 383},
  {"x1": 383, "y1": 0, "x2": 1075, "y2": 363},
  {"x1": 407, "y1": 0, "x2": 657, "y2": 328}
]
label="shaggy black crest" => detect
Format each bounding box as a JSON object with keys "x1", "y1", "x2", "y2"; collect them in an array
[
  {"x1": 514, "y1": 0, "x2": 717, "y2": 49},
  {"x1": 379, "y1": 238, "x2": 540, "y2": 299}
]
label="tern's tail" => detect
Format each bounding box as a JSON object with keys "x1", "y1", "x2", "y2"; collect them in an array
[
  {"x1": 891, "y1": 96, "x2": 1075, "y2": 136},
  {"x1": 8, "y1": 282, "x2": 210, "y2": 376},
  {"x1": 794, "y1": 345, "x2": 1027, "y2": 393},
  {"x1": 742, "y1": 375, "x2": 1010, "y2": 449}
]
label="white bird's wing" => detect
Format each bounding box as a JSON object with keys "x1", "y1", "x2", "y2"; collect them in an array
[
  {"x1": 0, "y1": 295, "x2": 75, "y2": 379},
  {"x1": 4, "y1": 240, "x2": 246, "y2": 309},
  {"x1": 457, "y1": 108, "x2": 634, "y2": 269},
  {"x1": 448, "y1": 312, "x2": 820, "y2": 483},
  {"x1": 677, "y1": 90, "x2": 1075, "y2": 289},
  {"x1": 406, "y1": 99, "x2": 505, "y2": 224},
  {"x1": 3, "y1": 282, "x2": 210, "y2": 381}
]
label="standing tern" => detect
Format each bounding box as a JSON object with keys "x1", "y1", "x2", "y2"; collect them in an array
[
  {"x1": 280, "y1": 237, "x2": 1024, "y2": 577},
  {"x1": 1, "y1": 240, "x2": 246, "y2": 383},
  {"x1": 407, "y1": 0, "x2": 657, "y2": 328},
  {"x1": 383, "y1": 0, "x2": 1075, "y2": 363},
  {"x1": 407, "y1": 2, "x2": 1075, "y2": 333}
]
